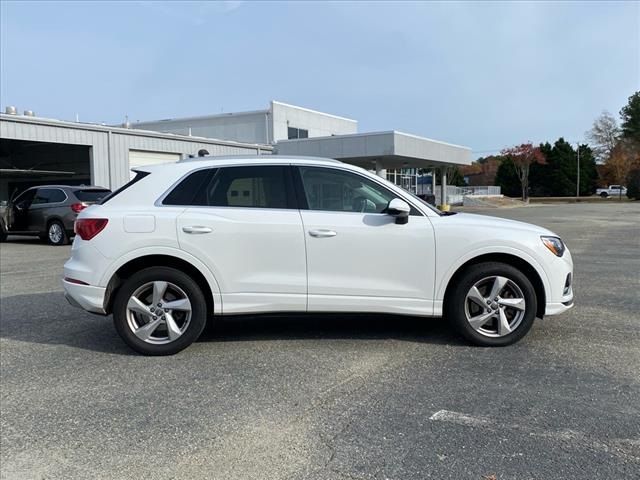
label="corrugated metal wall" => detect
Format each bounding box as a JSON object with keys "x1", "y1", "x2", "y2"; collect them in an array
[{"x1": 1, "y1": 115, "x2": 271, "y2": 190}]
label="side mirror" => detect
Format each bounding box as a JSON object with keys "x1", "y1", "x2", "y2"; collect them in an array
[{"x1": 387, "y1": 198, "x2": 410, "y2": 224}]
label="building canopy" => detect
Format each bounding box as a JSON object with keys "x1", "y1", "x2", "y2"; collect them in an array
[{"x1": 275, "y1": 130, "x2": 472, "y2": 170}]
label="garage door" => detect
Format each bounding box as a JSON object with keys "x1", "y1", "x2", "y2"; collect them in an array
[{"x1": 129, "y1": 150, "x2": 181, "y2": 168}]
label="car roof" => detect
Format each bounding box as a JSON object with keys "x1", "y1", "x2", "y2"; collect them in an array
[{"x1": 134, "y1": 155, "x2": 344, "y2": 173}]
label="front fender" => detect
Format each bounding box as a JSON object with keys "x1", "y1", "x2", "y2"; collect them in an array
[{"x1": 435, "y1": 245, "x2": 551, "y2": 303}]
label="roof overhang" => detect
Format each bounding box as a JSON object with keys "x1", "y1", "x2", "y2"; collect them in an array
[
  {"x1": 0, "y1": 168, "x2": 75, "y2": 177},
  {"x1": 275, "y1": 131, "x2": 472, "y2": 169}
]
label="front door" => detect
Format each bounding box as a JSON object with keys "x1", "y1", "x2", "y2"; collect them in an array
[
  {"x1": 172, "y1": 165, "x2": 307, "y2": 314},
  {"x1": 296, "y1": 166, "x2": 436, "y2": 316},
  {"x1": 9, "y1": 189, "x2": 36, "y2": 231}
]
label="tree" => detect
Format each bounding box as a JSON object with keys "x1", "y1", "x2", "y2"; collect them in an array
[
  {"x1": 586, "y1": 111, "x2": 620, "y2": 163},
  {"x1": 605, "y1": 141, "x2": 639, "y2": 189},
  {"x1": 537, "y1": 139, "x2": 597, "y2": 197},
  {"x1": 627, "y1": 168, "x2": 640, "y2": 200},
  {"x1": 494, "y1": 156, "x2": 521, "y2": 197},
  {"x1": 620, "y1": 91, "x2": 640, "y2": 143},
  {"x1": 500, "y1": 143, "x2": 545, "y2": 201}
]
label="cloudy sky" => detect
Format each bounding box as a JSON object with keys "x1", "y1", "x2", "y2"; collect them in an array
[{"x1": 1, "y1": 1, "x2": 638, "y2": 155}]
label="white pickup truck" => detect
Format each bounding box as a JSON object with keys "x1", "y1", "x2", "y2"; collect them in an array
[{"x1": 596, "y1": 185, "x2": 627, "y2": 198}]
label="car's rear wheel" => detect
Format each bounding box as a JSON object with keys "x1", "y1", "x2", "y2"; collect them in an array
[
  {"x1": 47, "y1": 220, "x2": 69, "y2": 245},
  {"x1": 600, "y1": 192, "x2": 608, "y2": 198},
  {"x1": 113, "y1": 267, "x2": 207, "y2": 355},
  {"x1": 447, "y1": 262, "x2": 537, "y2": 346}
]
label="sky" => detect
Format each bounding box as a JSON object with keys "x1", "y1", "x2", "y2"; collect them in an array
[{"x1": 1, "y1": 0, "x2": 638, "y2": 156}]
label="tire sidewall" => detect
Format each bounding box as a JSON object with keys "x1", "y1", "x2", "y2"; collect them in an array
[
  {"x1": 113, "y1": 267, "x2": 207, "y2": 355},
  {"x1": 448, "y1": 262, "x2": 537, "y2": 346}
]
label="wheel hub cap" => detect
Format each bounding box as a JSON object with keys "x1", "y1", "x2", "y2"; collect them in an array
[
  {"x1": 464, "y1": 275, "x2": 526, "y2": 338},
  {"x1": 125, "y1": 281, "x2": 193, "y2": 345}
]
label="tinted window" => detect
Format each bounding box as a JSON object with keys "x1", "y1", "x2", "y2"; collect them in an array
[
  {"x1": 12, "y1": 189, "x2": 36, "y2": 207},
  {"x1": 75, "y1": 189, "x2": 111, "y2": 202},
  {"x1": 201, "y1": 166, "x2": 290, "y2": 209},
  {"x1": 299, "y1": 167, "x2": 398, "y2": 214},
  {"x1": 163, "y1": 169, "x2": 213, "y2": 206},
  {"x1": 287, "y1": 127, "x2": 309, "y2": 140},
  {"x1": 100, "y1": 171, "x2": 150, "y2": 204},
  {"x1": 32, "y1": 188, "x2": 66, "y2": 205}
]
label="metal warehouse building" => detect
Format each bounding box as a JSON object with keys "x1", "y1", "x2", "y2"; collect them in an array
[
  {"x1": 1, "y1": 101, "x2": 472, "y2": 205},
  {"x1": 0, "y1": 112, "x2": 270, "y2": 202}
]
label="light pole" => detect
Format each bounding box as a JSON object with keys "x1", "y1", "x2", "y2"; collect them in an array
[{"x1": 576, "y1": 143, "x2": 580, "y2": 198}]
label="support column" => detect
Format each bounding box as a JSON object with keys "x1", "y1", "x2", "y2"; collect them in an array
[
  {"x1": 375, "y1": 160, "x2": 386, "y2": 179},
  {"x1": 431, "y1": 168, "x2": 437, "y2": 195},
  {"x1": 440, "y1": 167, "x2": 449, "y2": 211}
]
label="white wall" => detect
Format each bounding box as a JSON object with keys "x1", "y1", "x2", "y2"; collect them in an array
[
  {"x1": 270, "y1": 101, "x2": 358, "y2": 142},
  {"x1": 133, "y1": 111, "x2": 269, "y2": 145}
]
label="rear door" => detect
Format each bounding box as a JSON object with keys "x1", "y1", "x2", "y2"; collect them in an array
[
  {"x1": 170, "y1": 165, "x2": 307, "y2": 314},
  {"x1": 29, "y1": 188, "x2": 67, "y2": 231}
]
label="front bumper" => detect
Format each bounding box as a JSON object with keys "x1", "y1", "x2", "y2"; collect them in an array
[
  {"x1": 63, "y1": 279, "x2": 107, "y2": 315},
  {"x1": 545, "y1": 299, "x2": 574, "y2": 316}
]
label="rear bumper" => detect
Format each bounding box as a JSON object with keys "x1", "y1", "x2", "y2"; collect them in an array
[{"x1": 63, "y1": 279, "x2": 107, "y2": 315}]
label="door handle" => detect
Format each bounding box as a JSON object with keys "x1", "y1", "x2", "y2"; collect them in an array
[
  {"x1": 182, "y1": 226, "x2": 212, "y2": 234},
  {"x1": 309, "y1": 229, "x2": 337, "y2": 238}
]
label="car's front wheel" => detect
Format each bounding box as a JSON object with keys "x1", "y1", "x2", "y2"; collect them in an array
[
  {"x1": 447, "y1": 262, "x2": 537, "y2": 346},
  {"x1": 113, "y1": 267, "x2": 207, "y2": 355}
]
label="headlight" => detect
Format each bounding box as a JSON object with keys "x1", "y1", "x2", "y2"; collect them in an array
[{"x1": 541, "y1": 236, "x2": 565, "y2": 257}]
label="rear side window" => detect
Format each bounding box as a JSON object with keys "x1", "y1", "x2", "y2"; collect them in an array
[
  {"x1": 100, "y1": 171, "x2": 150, "y2": 204},
  {"x1": 75, "y1": 189, "x2": 111, "y2": 202},
  {"x1": 163, "y1": 169, "x2": 213, "y2": 206},
  {"x1": 164, "y1": 166, "x2": 293, "y2": 209}
]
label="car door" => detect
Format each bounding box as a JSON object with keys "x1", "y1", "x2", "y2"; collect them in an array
[
  {"x1": 295, "y1": 166, "x2": 437, "y2": 315},
  {"x1": 9, "y1": 189, "x2": 36, "y2": 231},
  {"x1": 171, "y1": 165, "x2": 307, "y2": 314},
  {"x1": 29, "y1": 188, "x2": 67, "y2": 232}
]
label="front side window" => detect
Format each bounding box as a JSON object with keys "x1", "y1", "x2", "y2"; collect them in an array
[{"x1": 299, "y1": 167, "x2": 398, "y2": 214}]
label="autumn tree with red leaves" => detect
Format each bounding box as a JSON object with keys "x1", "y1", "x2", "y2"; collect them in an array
[{"x1": 500, "y1": 143, "x2": 545, "y2": 201}]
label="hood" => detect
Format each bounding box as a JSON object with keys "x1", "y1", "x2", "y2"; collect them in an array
[{"x1": 445, "y1": 212, "x2": 557, "y2": 236}]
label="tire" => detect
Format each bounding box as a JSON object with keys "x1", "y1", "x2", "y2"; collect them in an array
[
  {"x1": 113, "y1": 267, "x2": 207, "y2": 355},
  {"x1": 0, "y1": 225, "x2": 6, "y2": 242},
  {"x1": 600, "y1": 192, "x2": 608, "y2": 198},
  {"x1": 47, "y1": 220, "x2": 69, "y2": 245},
  {"x1": 446, "y1": 262, "x2": 537, "y2": 347}
]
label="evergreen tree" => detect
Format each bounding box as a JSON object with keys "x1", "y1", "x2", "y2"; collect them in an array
[
  {"x1": 494, "y1": 156, "x2": 521, "y2": 197},
  {"x1": 620, "y1": 91, "x2": 640, "y2": 143}
]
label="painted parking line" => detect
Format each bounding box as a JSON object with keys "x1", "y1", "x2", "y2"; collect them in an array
[{"x1": 429, "y1": 410, "x2": 640, "y2": 461}]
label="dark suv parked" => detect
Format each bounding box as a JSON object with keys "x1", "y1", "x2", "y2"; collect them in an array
[{"x1": 0, "y1": 185, "x2": 111, "y2": 245}]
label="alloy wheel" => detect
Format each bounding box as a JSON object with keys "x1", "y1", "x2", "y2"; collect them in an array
[
  {"x1": 49, "y1": 223, "x2": 63, "y2": 244},
  {"x1": 125, "y1": 281, "x2": 193, "y2": 345},
  {"x1": 464, "y1": 275, "x2": 526, "y2": 338}
]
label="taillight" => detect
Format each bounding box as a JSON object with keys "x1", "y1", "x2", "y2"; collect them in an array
[
  {"x1": 71, "y1": 202, "x2": 88, "y2": 213},
  {"x1": 74, "y1": 218, "x2": 108, "y2": 240}
]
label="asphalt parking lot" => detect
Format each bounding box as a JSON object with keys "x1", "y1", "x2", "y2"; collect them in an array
[{"x1": 1, "y1": 202, "x2": 639, "y2": 480}]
